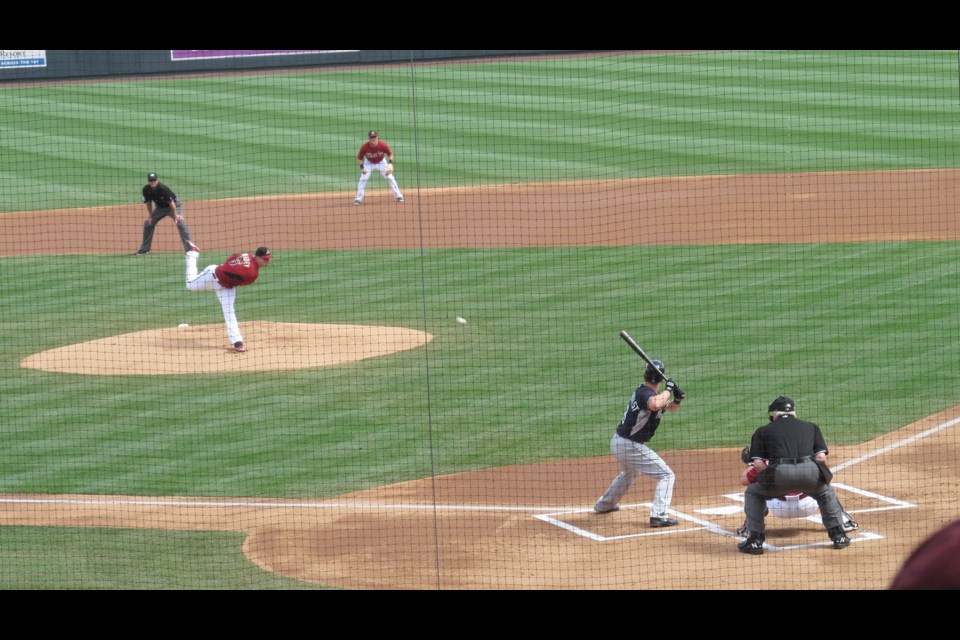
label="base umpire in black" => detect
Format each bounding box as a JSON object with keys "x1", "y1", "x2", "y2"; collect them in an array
[
  {"x1": 136, "y1": 172, "x2": 195, "y2": 255},
  {"x1": 738, "y1": 395, "x2": 851, "y2": 555}
]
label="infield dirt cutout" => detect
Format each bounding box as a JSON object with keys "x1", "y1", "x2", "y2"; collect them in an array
[{"x1": 6, "y1": 171, "x2": 960, "y2": 588}]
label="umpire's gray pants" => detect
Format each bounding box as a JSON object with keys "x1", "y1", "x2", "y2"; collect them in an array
[
  {"x1": 595, "y1": 435, "x2": 675, "y2": 518},
  {"x1": 139, "y1": 202, "x2": 194, "y2": 253},
  {"x1": 744, "y1": 459, "x2": 843, "y2": 534}
]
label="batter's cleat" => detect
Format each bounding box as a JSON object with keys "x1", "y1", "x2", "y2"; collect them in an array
[
  {"x1": 649, "y1": 516, "x2": 679, "y2": 528},
  {"x1": 735, "y1": 522, "x2": 748, "y2": 537},
  {"x1": 828, "y1": 526, "x2": 851, "y2": 549},
  {"x1": 353, "y1": 199, "x2": 362, "y2": 206},
  {"x1": 594, "y1": 505, "x2": 620, "y2": 514},
  {"x1": 186, "y1": 241, "x2": 200, "y2": 254},
  {"x1": 396, "y1": 196, "x2": 404, "y2": 203},
  {"x1": 134, "y1": 250, "x2": 150, "y2": 255},
  {"x1": 233, "y1": 341, "x2": 246, "y2": 353},
  {"x1": 738, "y1": 532, "x2": 765, "y2": 555},
  {"x1": 842, "y1": 512, "x2": 859, "y2": 531}
]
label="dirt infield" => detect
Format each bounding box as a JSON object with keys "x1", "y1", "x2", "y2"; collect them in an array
[
  {"x1": 6, "y1": 169, "x2": 960, "y2": 255},
  {"x1": 6, "y1": 170, "x2": 960, "y2": 588}
]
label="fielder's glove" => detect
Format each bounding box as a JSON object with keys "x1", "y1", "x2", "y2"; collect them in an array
[
  {"x1": 385, "y1": 162, "x2": 394, "y2": 176},
  {"x1": 741, "y1": 446, "x2": 752, "y2": 465}
]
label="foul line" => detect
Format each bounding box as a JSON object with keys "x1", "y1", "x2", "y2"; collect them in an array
[
  {"x1": 0, "y1": 413, "x2": 952, "y2": 521},
  {"x1": 0, "y1": 497, "x2": 589, "y2": 513},
  {"x1": 833, "y1": 416, "x2": 960, "y2": 472}
]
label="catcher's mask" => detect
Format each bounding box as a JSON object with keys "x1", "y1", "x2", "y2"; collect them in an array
[{"x1": 644, "y1": 360, "x2": 665, "y2": 383}]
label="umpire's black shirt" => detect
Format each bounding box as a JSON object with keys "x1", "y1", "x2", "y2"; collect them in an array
[
  {"x1": 749, "y1": 416, "x2": 829, "y2": 461},
  {"x1": 143, "y1": 182, "x2": 177, "y2": 208}
]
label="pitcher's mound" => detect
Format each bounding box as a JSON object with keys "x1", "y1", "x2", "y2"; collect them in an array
[{"x1": 20, "y1": 321, "x2": 433, "y2": 375}]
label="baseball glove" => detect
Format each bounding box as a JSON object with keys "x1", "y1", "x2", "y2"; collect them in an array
[
  {"x1": 385, "y1": 162, "x2": 394, "y2": 176},
  {"x1": 741, "y1": 446, "x2": 751, "y2": 465}
]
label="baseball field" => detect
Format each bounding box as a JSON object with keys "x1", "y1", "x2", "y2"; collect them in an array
[{"x1": 2, "y1": 50, "x2": 959, "y2": 589}]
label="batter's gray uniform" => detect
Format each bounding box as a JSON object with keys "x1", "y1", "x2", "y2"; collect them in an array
[{"x1": 595, "y1": 384, "x2": 678, "y2": 524}]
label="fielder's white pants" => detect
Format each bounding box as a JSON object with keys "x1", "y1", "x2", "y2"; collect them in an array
[
  {"x1": 595, "y1": 434, "x2": 676, "y2": 518},
  {"x1": 185, "y1": 252, "x2": 243, "y2": 345},
  {"x1": 355, "y1": 159, "x2": 403, "y2": 201}
]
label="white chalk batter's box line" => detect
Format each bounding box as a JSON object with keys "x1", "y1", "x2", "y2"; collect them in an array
[
  {"x1": 535, "y1": 506, "x2": 885, "y2": 549},
  {"x1": 536, "y1": 482, "x2": 913, "y2": 548},
  {"x1": 534, "y1": 413, "x2": 958, "y2": 549}
]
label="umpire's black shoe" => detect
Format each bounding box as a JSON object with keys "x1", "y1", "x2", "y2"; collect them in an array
[
  {"x1": 737, "y1": 532, "x2": 765, "y2": 555},
  {"x1": 649, "y1": 516, "x2": 679, "y2": 528},
  {"x1": 828, "y1": 526, "x2": 851, "y2": 549}
]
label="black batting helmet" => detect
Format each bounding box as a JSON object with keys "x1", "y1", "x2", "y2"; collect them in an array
[{"x1": 644, "y1": 360, "x2": 666, "y2": 383}]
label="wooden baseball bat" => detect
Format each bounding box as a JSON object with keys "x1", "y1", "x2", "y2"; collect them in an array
[{"x1": 619, "y1": 330, "x2": 663, "y2": 374}]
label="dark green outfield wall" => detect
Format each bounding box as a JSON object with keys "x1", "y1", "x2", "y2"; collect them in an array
[{"x1": 0, "y1": 50, "x2": 585, "y2": 82}]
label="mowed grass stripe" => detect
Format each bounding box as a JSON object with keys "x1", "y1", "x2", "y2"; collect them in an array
[
  {"x1": 2, "y1": 242, "x2": 959, "y2": 496},
  {"x1": 4, "y1": 50, "x2": 959, "y2": 212}
]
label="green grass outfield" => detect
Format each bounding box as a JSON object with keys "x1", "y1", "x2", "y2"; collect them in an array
[
  {"x1": 2, "y1": 50, "x2": 959, "y2": 587},
  {"x1": 4, "y1": 243, "x2": 960, "y2": 497},
  {"x1": 1, "y1": 50, "x2": 958, "y2": 212},
  {"x1": 0, "y1": 526, "x2": 327, "y2": 589}
]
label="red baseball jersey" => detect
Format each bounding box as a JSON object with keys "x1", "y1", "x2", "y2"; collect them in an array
[
  {"x1": 357, "y1": 140, "x2": 393, "y2": 164},
  {"x1": 215, "y1": 252, "x2": 262, "y2": 289}
]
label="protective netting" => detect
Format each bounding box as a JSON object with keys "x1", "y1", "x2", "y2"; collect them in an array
[{"x1": 1, "y1": 50, "x2": 958, "y2": 589}]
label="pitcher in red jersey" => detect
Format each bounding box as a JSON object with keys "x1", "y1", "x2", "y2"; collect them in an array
[{"x1": 185, "y1": 244, "x2": 272, "y2": 352}]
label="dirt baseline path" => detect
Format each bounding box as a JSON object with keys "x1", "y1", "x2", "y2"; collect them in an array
[{"x1": 5, "y1": 169, "x2": 960, "y2": 255}]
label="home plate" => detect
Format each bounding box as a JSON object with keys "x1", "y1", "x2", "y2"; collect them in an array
[{"x1": 695, "y1": 505, "x2": 742, "y2": 515}]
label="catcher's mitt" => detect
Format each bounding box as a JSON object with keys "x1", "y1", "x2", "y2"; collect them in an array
[
  {"x1": 385, "y1": 162, "x2": 394, "y2": 176},
  {"x1": 741, "y1": 446, "x2": 751, "y2": 465}
]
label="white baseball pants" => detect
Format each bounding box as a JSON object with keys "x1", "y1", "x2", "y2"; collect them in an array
[
  {"x1": 767, "y1": 494, "x2": 819, "y2": 519},
  {"x1": 355, "y1": 159, "x2": 403, "y2": 201},
  {"x1": 185, "y1": 252, "x2": 242, "y2": 345}
]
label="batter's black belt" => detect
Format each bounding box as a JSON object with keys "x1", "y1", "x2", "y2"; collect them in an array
[{"x1": 776, "y1": 456, "x2": 813, "y2": 464}]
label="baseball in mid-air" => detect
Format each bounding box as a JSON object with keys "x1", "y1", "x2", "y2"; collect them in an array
[
  {"x1": 178, "y1": 323, "x2": 190, "y2": 329},
  {"x1": 455, "y1": 316, "x2": 468, "y2": 325}
]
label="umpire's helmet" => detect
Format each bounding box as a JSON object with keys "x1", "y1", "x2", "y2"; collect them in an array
[
  {"x1": 644, "y1": 360, "x2": 666, "y2": 383},
  {"x1": 768, "y1": 395, "x2": 796, "y2": 419}
]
